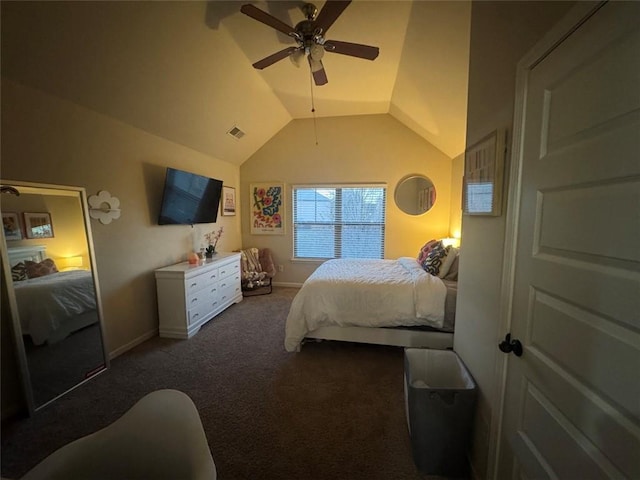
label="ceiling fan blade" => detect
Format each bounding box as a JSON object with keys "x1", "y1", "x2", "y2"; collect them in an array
[
  {"x1": 324, "y1": 40, "x2": 379, "y2": 60},
  {"x1": 253, "y1": 46, "x2": 299, "y2": 70},
  {"x1": 240, "y1": 4, "x2": 295, "y2": 36},
  {"x1": 314, "y1": 0, "x2": 351, "y2": 34},
  {"x1": 308, "y1": 56, "x2": 328, "y2": 86}
]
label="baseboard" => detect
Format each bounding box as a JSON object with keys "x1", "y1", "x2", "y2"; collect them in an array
[{"x1": 108, "y1": 328, "x2": 158, "y2": 360}]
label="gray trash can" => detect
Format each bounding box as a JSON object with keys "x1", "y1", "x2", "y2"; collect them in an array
[{"x1": 404, "y1": 348, "x2": 477, "y2": 477}]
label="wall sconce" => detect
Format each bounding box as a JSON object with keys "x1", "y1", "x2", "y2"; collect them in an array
[
  {"x1": 58, "y1": 256, "x2": 83, "y2": 271},
  {"x1": 88, "y1": 191, "x2": 121, "y2": 224}
]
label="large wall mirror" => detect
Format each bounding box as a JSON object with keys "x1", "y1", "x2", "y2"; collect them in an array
[
  {"x1": 0, "y1": 181, "x2": 108, "y2": 413},
  {"x1": 395, "y1": 174, "x2": 436, "y2": 215}
]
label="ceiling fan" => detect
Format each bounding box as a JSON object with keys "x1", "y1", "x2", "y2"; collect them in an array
[{"x1": 240, "y1": 1, "x2": 379, "y2": 86}]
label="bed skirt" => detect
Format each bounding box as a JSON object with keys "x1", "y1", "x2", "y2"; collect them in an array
[{"x1": 302, "y1": 325, "x2": 453, "y2": 351}]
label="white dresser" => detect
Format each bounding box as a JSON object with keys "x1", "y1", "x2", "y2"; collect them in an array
[{"x1": 155, "y1": 252, "x2": 242, "y2": 339}]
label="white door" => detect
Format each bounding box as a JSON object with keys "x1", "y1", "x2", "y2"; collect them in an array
[{"x1": 498, "y1": 2, "x2": 640, "y2": 478}]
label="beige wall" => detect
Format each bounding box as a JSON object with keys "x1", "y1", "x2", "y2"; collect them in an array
[
  {"x1": 240, "y1": 114, "x2": 454, "y2": 285},
  {"x1": 453, "y1": 2, "x2": 575, "y2": 478},
  {"x1": 1, "y1": 79, "x2": 242, "y2": 358}
]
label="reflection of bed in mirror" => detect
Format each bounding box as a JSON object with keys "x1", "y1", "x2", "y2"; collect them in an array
[{"x1": 8, "y1": 245, "x2": 98, "y2": 346}]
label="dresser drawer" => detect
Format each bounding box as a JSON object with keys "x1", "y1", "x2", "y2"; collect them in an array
[
  {"x1": 185, "y1": 269, "x2": 218, "y2": 296},
  {"x1": 219, "y1": 273, "x2": 241, "y2": 303},
  {"x1": 188, "y1": 300, "x2": 217, "y2": 326},
  {"x1": 186, "y1": 283, "x2": 218, "y2": 310},
  {"x1": 218, "y1": 260, "x2": 240, "y2": 280}
]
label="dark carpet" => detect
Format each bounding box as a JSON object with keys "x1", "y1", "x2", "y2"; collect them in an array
[{"x1": 1, "y1": 287, "x2": 453, "y2": 479}]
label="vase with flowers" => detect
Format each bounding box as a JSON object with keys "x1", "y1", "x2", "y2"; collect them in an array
[{"x1": 204, "y1": 226, "x2": 224, "y2": 259}]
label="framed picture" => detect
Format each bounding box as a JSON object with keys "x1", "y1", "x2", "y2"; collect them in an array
[
  {"x1": 250, "y1": 182, "x2": 284, "y2": 235},
  {"x1": 2, "y1": 212, "x2": 23, "y2": 241},
  {"x1": 463, "y1": 129, "x2": 507, "y2": 216},
  {"x1": 221, "y1": 186, "x2": 236, "y2": 216},
  {"x1": 23, "y1": 212, "x2": 54, "y2": 239}
]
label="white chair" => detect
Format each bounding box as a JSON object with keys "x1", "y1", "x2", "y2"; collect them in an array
[{"x1": 20, "y1": 389, "x2": 216, "y2": 480}]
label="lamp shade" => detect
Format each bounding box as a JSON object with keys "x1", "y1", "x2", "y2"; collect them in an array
[{"x1": 441, "y1": 237, "x2": 460, "y2": 248}]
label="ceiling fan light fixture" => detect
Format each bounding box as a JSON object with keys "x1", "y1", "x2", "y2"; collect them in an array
[
  {"x1": 290, "y1": 49, "x2": 304, "y2": 67},
  {"x1": 309, "y1": 44, "x2": 324, "y2": 61}
]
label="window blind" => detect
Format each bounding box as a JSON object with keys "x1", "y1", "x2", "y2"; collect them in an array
[{"x1": 292, "y1": 185, "x2": 386, "y2": 259}]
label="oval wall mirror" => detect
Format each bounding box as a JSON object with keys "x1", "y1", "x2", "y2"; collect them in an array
[{"x1": 395, "y1": 175, "x2": 436, "y2": 215}]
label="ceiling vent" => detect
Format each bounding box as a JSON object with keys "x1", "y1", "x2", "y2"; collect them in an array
[{"x1": 227, "y1": 126, "x2": 245, "y2": 140}]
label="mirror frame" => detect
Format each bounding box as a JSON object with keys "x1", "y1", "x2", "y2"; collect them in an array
[
  {"x1": 394, "y1": 174, "x2": 437, "y2": 215},
  {"x1": 0, "y1": 180, "x2": 109, "y2": 414}
]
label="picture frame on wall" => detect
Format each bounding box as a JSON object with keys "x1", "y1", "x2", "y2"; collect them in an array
[
  {"x1": 23, "y1": 212, "x2": 54, "y2": 239},
  {"x1": 462, "y1": 129, "x2": 507, "y2": 216},
  {"x1": 221, "y1": 186, "x2": 236, "y2": 216},
  {"x1": 250, "y1": 182, "x2": 284, "y2": 235},
  {"x1": 2, "y1": 212, "x2": 23, "y2": 241}
]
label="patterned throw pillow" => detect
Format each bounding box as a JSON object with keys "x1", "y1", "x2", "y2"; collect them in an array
[
  {"x1": 421, "y1": 242, "x2": 450, "y2": 276},
  {"x1": 24, "y1": 258, "x2": 59, "y2": 279},
  {"x1": 438, "y1": 246, "x2": 460, "y2": 279},
  {"x1": 416, "y1": 239, "x2": 438, "y2": 264},
  {"x1": 11, "y1": 262, "x2": 27, "y2": 282}
]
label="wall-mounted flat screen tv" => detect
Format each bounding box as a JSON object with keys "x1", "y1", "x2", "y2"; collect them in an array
[{"x1": 158, "y1": 167, "x2": 223, "y2": 225}]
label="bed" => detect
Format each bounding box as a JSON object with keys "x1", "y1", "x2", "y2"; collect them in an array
[
  {"x1": 8, "y1": 245, "x2": 98, "y2": 345},
  {"x1": 285, "y1": 249, "x2": 459, "y2": 352}
]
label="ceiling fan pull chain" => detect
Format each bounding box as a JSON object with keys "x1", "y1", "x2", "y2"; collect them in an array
[{"x1": 310, "y1": 69, "x2": 319, "y2": 146}]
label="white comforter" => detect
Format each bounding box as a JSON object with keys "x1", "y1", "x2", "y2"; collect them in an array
[
  {"x1": 284, "y1": 257, "x2": 447, "y2": 352},
  {"x1": 14, "y1": 270, "x2": 97, "y2": 345}
]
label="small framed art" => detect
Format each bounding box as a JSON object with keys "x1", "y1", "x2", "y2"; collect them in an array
[
  {"x1": 221, "y1": 186, "x2": 236, "y2": 216},
  {"x1": 24, "y1": 212, "x2": 54, "y2": 239},
  {"x1": 2, "y1": 212, "x2": 22, "y2": 241},
  {"x1": 250, "y1": 182, "x2": 284, "y2": 235},
  {"x1": 463, "y1": 129, "x2": 507, "y2": 216}
]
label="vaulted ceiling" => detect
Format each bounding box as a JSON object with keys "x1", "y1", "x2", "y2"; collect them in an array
[{"x1": 1, "y1": 1, "x2": 470, "y2": 165}]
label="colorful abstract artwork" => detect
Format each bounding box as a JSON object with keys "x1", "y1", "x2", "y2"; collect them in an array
[{"x1": 250, "y1": 183, "x2": 284, "y2": 235}]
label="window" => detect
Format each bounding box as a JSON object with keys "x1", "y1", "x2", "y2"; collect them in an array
[{"x1": 293, "y1": 185, "x2": 386, "y2": 260}]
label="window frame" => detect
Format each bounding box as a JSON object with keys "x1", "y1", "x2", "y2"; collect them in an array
[{"x1": 291, "y1": 183, "x2": 387, "y2": 261}]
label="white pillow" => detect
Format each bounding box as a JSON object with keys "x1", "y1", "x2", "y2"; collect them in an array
[{"x1": 438, "y1": 247, "x2": 459, "y2": 279}]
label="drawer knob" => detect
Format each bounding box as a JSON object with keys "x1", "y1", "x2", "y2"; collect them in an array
[
  {"x1": 190, "y1": 283, "x2": 197, "y2": 288},
  {"x1": 191, "y1": 297, "x2": 198, "y2": 303}
]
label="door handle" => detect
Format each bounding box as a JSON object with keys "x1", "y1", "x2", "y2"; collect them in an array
[{"x1": 499, "y1": 333, "x2": 523, "y2": 357}]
